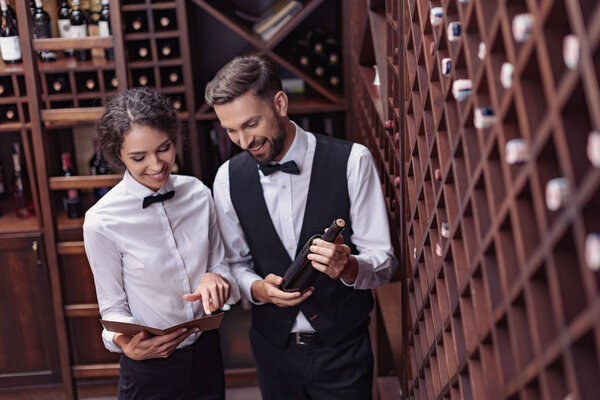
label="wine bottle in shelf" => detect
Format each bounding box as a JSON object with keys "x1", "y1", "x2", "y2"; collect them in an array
[
  {"x1": 281, "y1": 218, "x2": 346, "y2": 292},
  {"x1": 29, "y1": 1, "x2": 35, "y2": 17},
  {"x1": 306, "y1": 28, "x2": 326, "y2": 55},
  {"x1": 311, "y1": 52, "x2": 326, "y2": 78},
  {"x1": 153, "y1": 9, "x2": 177, "y2": 31},
  {"x1": 293, "y1": 39, "x2": 311, "y2": 68},
  {"x1": 132, "y1": 68, "x2": 154, "y2": 87},
  {"x1": 99, "y1": 0, "x2": 114, "y2": 61},
  {"x1": 324, "y1": 37, "x2": 340, "y2": 66},
  {"x1": 70, "y1": 0, "x2": 92, "y2": 62},
  {"x1": 61, "y1": 152, "x2": 83, "y2": 219},
  {"x1": 89, "y1": 140, "x2": 111, "y2": 200},
  {"x1": 48, "y1": 74, "x2": 70, "y2": 94},
  {"x1": 103, "y1": 70, "x2": 118, "y2": 90},
  {"x1": 0, "y1": 76, "x2": 14, "y2": 97},
  {"x1": 128, "y1": 40, "x2": 152, "y2": 61},
  {"x1": 12, "y1": 143, "x2": 34, "y2": 219},
  {"x1": 160, "y1": 67, "x2": 182, "y2": 86},
  {"x1": 157, "y1": 39, "x2": 180, "y2": 59},
  {"x1": 32, "y1": 0, "x2": 57, "y2": 62},
  {"x1": 0, "y1": 162, "x2": 6, "y2": 201},
  {"x1": 57, "y1": 0, "x2": 74, "y2": 57},
  {"x1": 325, "y1": 64, "x2": 341, "y2": 88},
  {"x1": 76, "y1": 72, "x2": 99, "y2": 92},
  {"x1": 125, "y1": 12, "x2": 148, "y2": 33},
  {"x1": 0, "y1": 104, "x2": 18, "y2": 123},
  {"x1": 0, "y1": 0, "x2": 22, "y2": 64},
  {"x1": 170, "y1": 94, "x2": 185, "y2": 112}
]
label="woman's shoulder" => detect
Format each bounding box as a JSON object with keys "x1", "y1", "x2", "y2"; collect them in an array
[{"x1": 171, "y1": 174, "x2": 211, "y2": 197}]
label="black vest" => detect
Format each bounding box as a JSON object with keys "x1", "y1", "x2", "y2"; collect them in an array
[{"x1": 229, "y1": 134, "x2": 374, "y2": 348}]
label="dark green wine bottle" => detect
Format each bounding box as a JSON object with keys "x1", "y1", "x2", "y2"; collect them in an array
[{"x1": 281, "y1": 219, "x2": 345, "y2": 293}]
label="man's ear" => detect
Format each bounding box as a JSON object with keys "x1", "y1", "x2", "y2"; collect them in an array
[{"x1": 273, "y1": 90, "x2": 288, "y2": 117}]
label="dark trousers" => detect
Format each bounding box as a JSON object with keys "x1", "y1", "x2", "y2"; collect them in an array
[
  {"x1": 250, "y1": 327, "x2": 373, "y2": 400},
  {"x1": 118, "y1": 330, "x2": 224, "y2": 400}
]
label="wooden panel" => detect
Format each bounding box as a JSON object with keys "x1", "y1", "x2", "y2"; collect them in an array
[{"x1": 0, "y1": 235, "x2": 61, "y2": 388}]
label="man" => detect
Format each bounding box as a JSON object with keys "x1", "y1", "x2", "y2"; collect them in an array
[{"x1": 207, "y1": 54, "x2": 397, "y2": 400}]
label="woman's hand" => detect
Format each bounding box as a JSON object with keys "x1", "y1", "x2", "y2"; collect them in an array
[
  {"x1": 114, "y1": 328, "x2": 198, "y2": 360},
  {"x1": 182, "y1": 272, "x2": 231, "y2": 314}
]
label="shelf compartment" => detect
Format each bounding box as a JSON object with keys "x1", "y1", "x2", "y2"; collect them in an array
[{"x1": 49, "y1": 175, "x2": 123, "y2": 191}]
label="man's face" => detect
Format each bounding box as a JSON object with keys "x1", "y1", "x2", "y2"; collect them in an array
[{"x1": 214, "y1": 91, "x2": 289, "y2": 166}]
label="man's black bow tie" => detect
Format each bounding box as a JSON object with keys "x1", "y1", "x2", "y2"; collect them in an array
[
  {"x1": 142, "y1": 190, "x2": 175, "y2": 209},
  {"x1": 259, "y1": 160, "x2": 300, "y2": 176}
]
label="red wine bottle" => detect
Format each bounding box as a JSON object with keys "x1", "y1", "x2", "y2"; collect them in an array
[
  {"x1": 61, "y1": 152, "x2": 84, "y2": 219},
  {"x1": 99, "y1": 0, "x2": 114, "y2": 60},
  {"x1": 12, "y1": 143, "x2": 34, "y2": 218},
  {"x1": 70, "y1": 0, "x2": 92, "y2": 62},
  {"x1": 89, "y1": 140, "x2": 111, "y2": 199},
  {"x1": 281, "y1": 219, "x2": 346, "y2": 292},
  {"x1": 57, "y1": 0, "x2": 73, "y2": 57},
  {"x1": 32, "y1": 0, "x2": 57, "y2": 62}
]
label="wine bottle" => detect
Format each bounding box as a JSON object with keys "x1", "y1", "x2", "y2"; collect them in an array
[
  {"x1": 281, "y1": 219, "x2": 346, "y2": 292},
  {"x1": 0, "y1": 76, "x2": 14, "y2": 96},
  {"x1": 154, "y1": 9, "x2": 176, "y2": 31},
  {"x1": 104, "y1": 70, "x2": 118, "y2": 89},
  {"x1": 30, "y1": 0, "x2": 36, "y2": 17},
  {"x1": 89, "y1": 140, "x2": 111, "y2": 199},
  {"x1": 33, "y1": 0, "x2": 57, "y2": 62},
  {"x1": 170, "y1": 94, "x2": 185, "y2": 111},
  {"x1": 0, "y1": 162, "x2": 6, "y2": 200},
  {"x1": 70, "y1": 0, "x2": 92, "y2": 62},
  {"x1": 50, "y1": 75, "x2": 69, "y2": 93},
  {"x1": 324, "y1": 37, "x2": 340, "y2": 66},
  {"x1": 306, "y1": 28, "x2": 326, "y2": 55},
  {"x1": 12, "y1": 143, "x2": 34, "y2": 219},
  {"x1": 157, "y1": 39, "x2": 179, "y2": 59},
  {"x1": 0, "y1": 0, "x2": 22, "y2": 64},
  {"x1": 161, "y1": 67, "x2": 181, "y2": 86},
  {"x1": 325, "y1": 64, "x2": 341, "y2": 87},
  {"x1": 61, "y1": 152, "x2": 84, "y2": 219},
  {"x1": 294, "y1": 39, "x2": 311, "y2": 68},
  {"x1": 99, "y1": 0, "x2": 114, "y2": 60},
  {"x1": 57, "y1": 0, "x2": 74, "y2": 57},
  {"x1": 1, "y1": 104, "x2": 18, "y2": 122}
]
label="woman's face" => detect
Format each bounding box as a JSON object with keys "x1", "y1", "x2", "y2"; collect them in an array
[{"x1": 119, "y1": 125, "x2": 175, "y2": 191}]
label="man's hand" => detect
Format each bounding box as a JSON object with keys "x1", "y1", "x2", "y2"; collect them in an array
[
  {"x1": 183, "y1": 272, "x2": 231, "y2": 315},
  {"x1": 114, "y1": 328, "x2": 198, "y2": 360},
  {"x1": 251, "y1": 274, "x2": 314, "y2": 307},
  {"x1": 308, "y1": 235, "x2": 359, "y2": 284}
]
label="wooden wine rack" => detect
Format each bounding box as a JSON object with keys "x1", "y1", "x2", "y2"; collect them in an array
[{"x1": 352, "y1": 0, "x2": 600, "y2": 398}]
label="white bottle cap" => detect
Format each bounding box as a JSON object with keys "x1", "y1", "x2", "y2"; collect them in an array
[
  {"x1": 585, "y1": 233, "x2": 600, "y2": 271},
  {"x1": 478, "y1": 42, "x2": 487, "y2": 60},
  {"x1": 500, "y1": 62, "x2": 514, "y2": 89},
  {"x1": 545, "y1": 177, "x2": 570, "y2": 211},
  {"x1": 441, "y1": 222, "x2": 451, "y2": 238},
  {"x1": 452, "y1": 79, "x2": 472, "y2": 101},
  {"x1": 563, "y1": 34, "x2": 580, "y2": 70},
  {"x1": 512, "y1": 13, "x2": 534, "y2": 43},
  {"x1": 442, "y1": 58, "x2": 452, "y2": 76},
  {"x1": 373, "y1": 65, "x2": 380, "y2": 86},
  {"x1": 474, "y1": 106, "x2": 496, "y2": 129},
  {"x1": 587, "y1": 130, "x2": 600, "y2": 167},
  {"x1": 435, "y1": 243, "x2": 443, "y2": 256},
  {"x1": 434, "y1": 168, "x2": 442, "y2": 180},
  {"x1": 448, "y1": 22, "x2": 461, "y2": 42},
  {"x1": 430, "y1": 7, "x2": 444, "y2": 26},
  {"x1": 413, "y1": 247, "x2": 417, "y2": 259},
  {"x1": 505, "y1": 138, "x2": 530, "y2": 165}
]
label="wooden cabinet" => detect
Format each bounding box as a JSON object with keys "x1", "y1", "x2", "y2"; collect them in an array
[{"x1": 0, "y1": 235, "x2": 61, "y2": 389}]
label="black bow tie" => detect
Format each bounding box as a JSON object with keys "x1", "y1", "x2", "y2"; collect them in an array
[
  {"x1": 142, "y1": 190, "x2": 175, "y2": 209},
  {"x1": 259, "y1": 160, "x2": 300, "y2": 176}
]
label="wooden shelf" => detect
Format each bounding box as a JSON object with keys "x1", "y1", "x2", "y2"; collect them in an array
[
  {"x1": 37, "y1": 57, "x2": 116, "y2": 72},
  {"x1": 0, "y1": 199, "x2": 39, "y2": 235},
  {"x1": 48, "y1": 174, "x2": 123, "y2": 191},
  {"x1": 33, "y1": 37, "x2": 114, "y2": 51},
  {"x1": 41, "y1": 107, "x2": 104, "y2": 123}
]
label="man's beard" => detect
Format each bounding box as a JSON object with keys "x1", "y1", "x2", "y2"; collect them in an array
[{"x1": 247, "y1": 112, "x2": 286, "y2": 166}]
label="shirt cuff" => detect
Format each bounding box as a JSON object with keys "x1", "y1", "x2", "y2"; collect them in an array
[
  {"x1": 340, "y1": 255, "x2": 370, "y2": 289},
  {"x1": 102, "y1": 329, "x2": 123, "y2": 353},
  {"x1": 240, "y1": 275, "x2": 265, "y2": 305}
]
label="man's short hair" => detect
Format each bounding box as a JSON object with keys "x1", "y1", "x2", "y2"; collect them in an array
[{"x1": 205, "y1": 54, "x2": 282, "y2": 106}]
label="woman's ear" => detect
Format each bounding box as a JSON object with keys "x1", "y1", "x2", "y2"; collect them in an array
[{"x1": 273, "y1": 90, "x2": 288, "y2": 117}]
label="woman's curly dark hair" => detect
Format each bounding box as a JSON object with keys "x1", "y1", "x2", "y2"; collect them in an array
[{"x1": 95, "y1": 88, "x2": 180, "y2": 168}]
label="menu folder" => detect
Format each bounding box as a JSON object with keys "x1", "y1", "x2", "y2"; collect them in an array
[{"x1": 100, "y1": 311, "x2": 224, "y2": 336}]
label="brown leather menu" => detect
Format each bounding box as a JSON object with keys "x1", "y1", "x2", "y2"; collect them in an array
[{"x1": 100, "y1": 312, "x2": 224, "y2": 336}]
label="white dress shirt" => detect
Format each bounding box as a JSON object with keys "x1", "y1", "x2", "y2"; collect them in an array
[
  {"x1": 213, "y1": 122, "x2": 397, "y2": 333},
  {"x1": 84, "y1": 171, "x2": 240, "y2": 353}
]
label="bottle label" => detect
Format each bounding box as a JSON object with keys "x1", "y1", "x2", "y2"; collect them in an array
[
  {"x1": 33, "y1": 20, "x2": 52, "y2": 39},
  {"x1": 67, "y1": 189, "x2": 79, "y2": 200},
  {"x1": 58, "y1": 19, "x2": 71, "y2": 38},
  {"x1": 0, "y1": 37, "x2": 21, "y2": 61},
  {"x1": 98, "y1": 21, "x2": 110, "y2": 37},
  {"x1": 70, "y1": 25, "x2": 88, "y2": 38}
]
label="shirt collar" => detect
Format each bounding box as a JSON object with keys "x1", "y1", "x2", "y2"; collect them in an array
[
  {"x1": 277, "y1": 121, "x2": 308, "y2": 171},
  {"x1": 123, "y1": 169, "x2": 175, "y2": 200}
]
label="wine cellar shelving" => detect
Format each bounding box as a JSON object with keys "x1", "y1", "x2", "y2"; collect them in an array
[{"x1": 350, "y1": 0, "x2": 600, "y2": 398}]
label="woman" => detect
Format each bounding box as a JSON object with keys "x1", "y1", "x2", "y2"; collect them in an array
[{"x1": 83, "y1": 88, "x2": 239, "y2": 399}]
